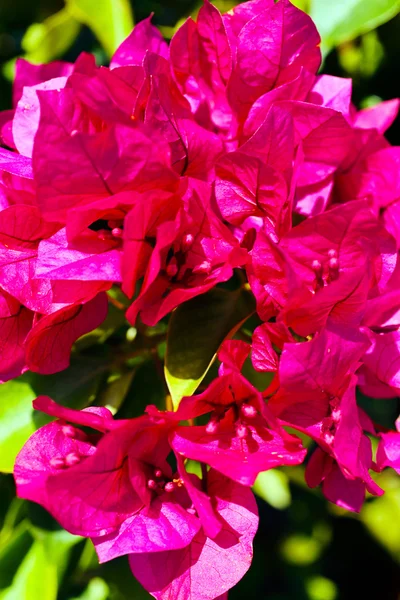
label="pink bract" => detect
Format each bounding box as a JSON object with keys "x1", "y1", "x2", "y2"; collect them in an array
[{"x1": 4, "y1": 1, "x2": 399, "y2": 598}]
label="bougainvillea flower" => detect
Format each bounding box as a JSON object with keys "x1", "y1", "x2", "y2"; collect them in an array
[
  {"x1": 214, "y1": 105, "x2": 294, "y2": 230},
  {"x1": 267, "y1": 326, "x2": 381, "y2": 511},
  {"x1": 171, "y1": 341, "x2": 306, "y2": 486},
  {"x1": 110, "y1": 15, "x2": 169, "y2": 69},
  {"x1": 250, "y1": 200, "x2": 396, "y2": 334},
  {"x1": 32, "y1": 87, "x2": 176, "y2": 223},
  {"x1": 170, "y1": 0, "x2": 232, "y2": 134},
  {"x1": 129, "y1": 469, "x2": 258, "y2": 600},
  {"x1": 126, "y1": 180, "x2": 248, "y2": 325},
  {"x1": 25, "y1": 292, "x2": 108, "y2": 374},
  {"x1": 4, "y1": 1, "x2": 400, "y2": 596},
  {"x1": 143, "y1": 53, "x2": 224, "y2": 180},
  {"x1": 304, "y1": 382, "x2": 383, "y2": 512},
  {"x1": 15, "y1": 396, "x2": 250, "y2": 600},
  {"x1": 0, "y1": 204, "x2": 109, "y2": 314},
  {"x1": 36, "y1": 229, "x2": 122, "y2": 283},
  {"x1": 15, "y1": 398, "x2": 198, "y2": 545},
  {"x1": 269, "y1": 323, "x2": 370, "y2": 418},
  {"x1": 122, "y1": 189, "x2": 182, "y2": 298},
  {"x1": 14, "y1": 397, "x2": 113, "y2": 510},
  {"x1": 13, "y1": 76, "x2": 70, "y2": 158},
  {"x1": 12, "y1": 57, "x2": 74, "y2": 106},
  {"x1": 227, "y1": 0, "x2": 321, "y2": 123},
  {"x1": 0, "y1": 204, "x2": 111, "y2": 377}
]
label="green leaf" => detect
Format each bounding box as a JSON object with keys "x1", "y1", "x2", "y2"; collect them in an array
[
  {"x1": 310, "y1": 0, "x2": 400, "y2": 54},
  {"x1": 0, "y1": 540, "x2": 57, "y2": 600},
  {"x1": 253, "y1": 470, "x2": 292, "y2": 510},
  {"x1": 31, "y1": 528, "x2": 82, "y2": 581},
  {"x1": 66, "y1": 0, "x2": 134, "y2": 57},
  {"x1": 116, "y1": 360, "x2": 165, "y2": 419},
  {"x1": 21, "y1": 8, "x2": 81, "y2": 63},
  {"x1": 28, "y1": 356, "x2": 110, "y2": 413},
  {"x1": 0, "y1": 523, "x2": 33, "y2": 589},
  {"x1": 165, "y1": 288, "x2": 255, "y2": 408},
  {"x1": 0, "y1": 379, "x2": 37, "y2": 473}
]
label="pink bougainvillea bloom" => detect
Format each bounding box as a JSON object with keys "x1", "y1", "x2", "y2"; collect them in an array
[
  {"x1": 227, "y1": 0, "x2": 321, "y2": 123},
  {"x1": 15, "y1": 397, "x2": 258, "y2": 600},
  {"x1": 267, "y1": 325, "x2": 382, "y2": 511},
  {"x1": 171, "y1": 341, "x2": 306, "y2": 486},
  {"x1": 36, "y1": 228, "x2": 122, "y2": 283},
  {"x1": 250, "y1": 200, "x2": 396, "y2": 335},
  {"x1": 14, "y1": 397, "x2": 112, "y2": 510},
  {"x1": 129, "y1": 469, "x2": 258, "y2": 600},
  {"x1": 268, "y1": 323, "x2": 370, "y2": 418},
  {"x1": 4, "y1": 1, "x2": 400, "y2": 595},
  {"x1": 126, "y1": 180, "x2": 248, "y2": 326},
  {"x1": 214, "y1": 105, "x2": 294, "y2": 230},
  {"x1": 25, "y1": 292, "x2": 108, "y2": 374},
  {"x1": 304, "y1": 381, "x2": 383, "y2": 512},
  {"x1": 110, "y1": 15, "x2": 169, "y2": 69},
  {"x1": 0, "y1": 203, "x2": 109, "y2": 314},
  {"x1": 32, "y1": 87, "x2": 176, "y2": 223},
  {"x1": 15, "y1": 397, "x2": 199, "y2": 545},
  {"x1": 12, "y1": 57, "x2": 74, "y2": 106},
  {"x1": 170, "y1": 0, "x2": 232, "y2": 134},
  {"x1": 0, "y1": 204, "x2": 111, "y2": 378}
]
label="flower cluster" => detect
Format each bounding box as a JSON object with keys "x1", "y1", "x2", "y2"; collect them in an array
[{"x1": 2, "y1": 0, "x2": 399, "y2": 597}]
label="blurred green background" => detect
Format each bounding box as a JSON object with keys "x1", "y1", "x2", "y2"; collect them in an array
[{"x1": 0, "y1": 0, "x2": 400, "y2": 599}]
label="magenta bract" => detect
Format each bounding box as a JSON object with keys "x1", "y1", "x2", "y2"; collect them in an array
[{"x1": 3, "y1": 0, "x2": 399, "y2": 598}]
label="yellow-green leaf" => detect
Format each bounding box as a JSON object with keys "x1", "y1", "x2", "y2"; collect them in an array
[
  {"x1": 0, "y1": 379, "x2": 37, "y2": 473},
  {"x1": 22, "y1": 8, "x2": 81, "y2": 64},
  {"x1": 0, "y1": 540, "x2": 57, "y2": 600},
  {"x1": 165, "y1": 287, "x2": 255, "y2": 408},
  {"x1": 66, "y1": 0, "x2": 134, "y2": 57},
  {"x1": 310, "y1": 0, "x2": 400, "y2": 55}
]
